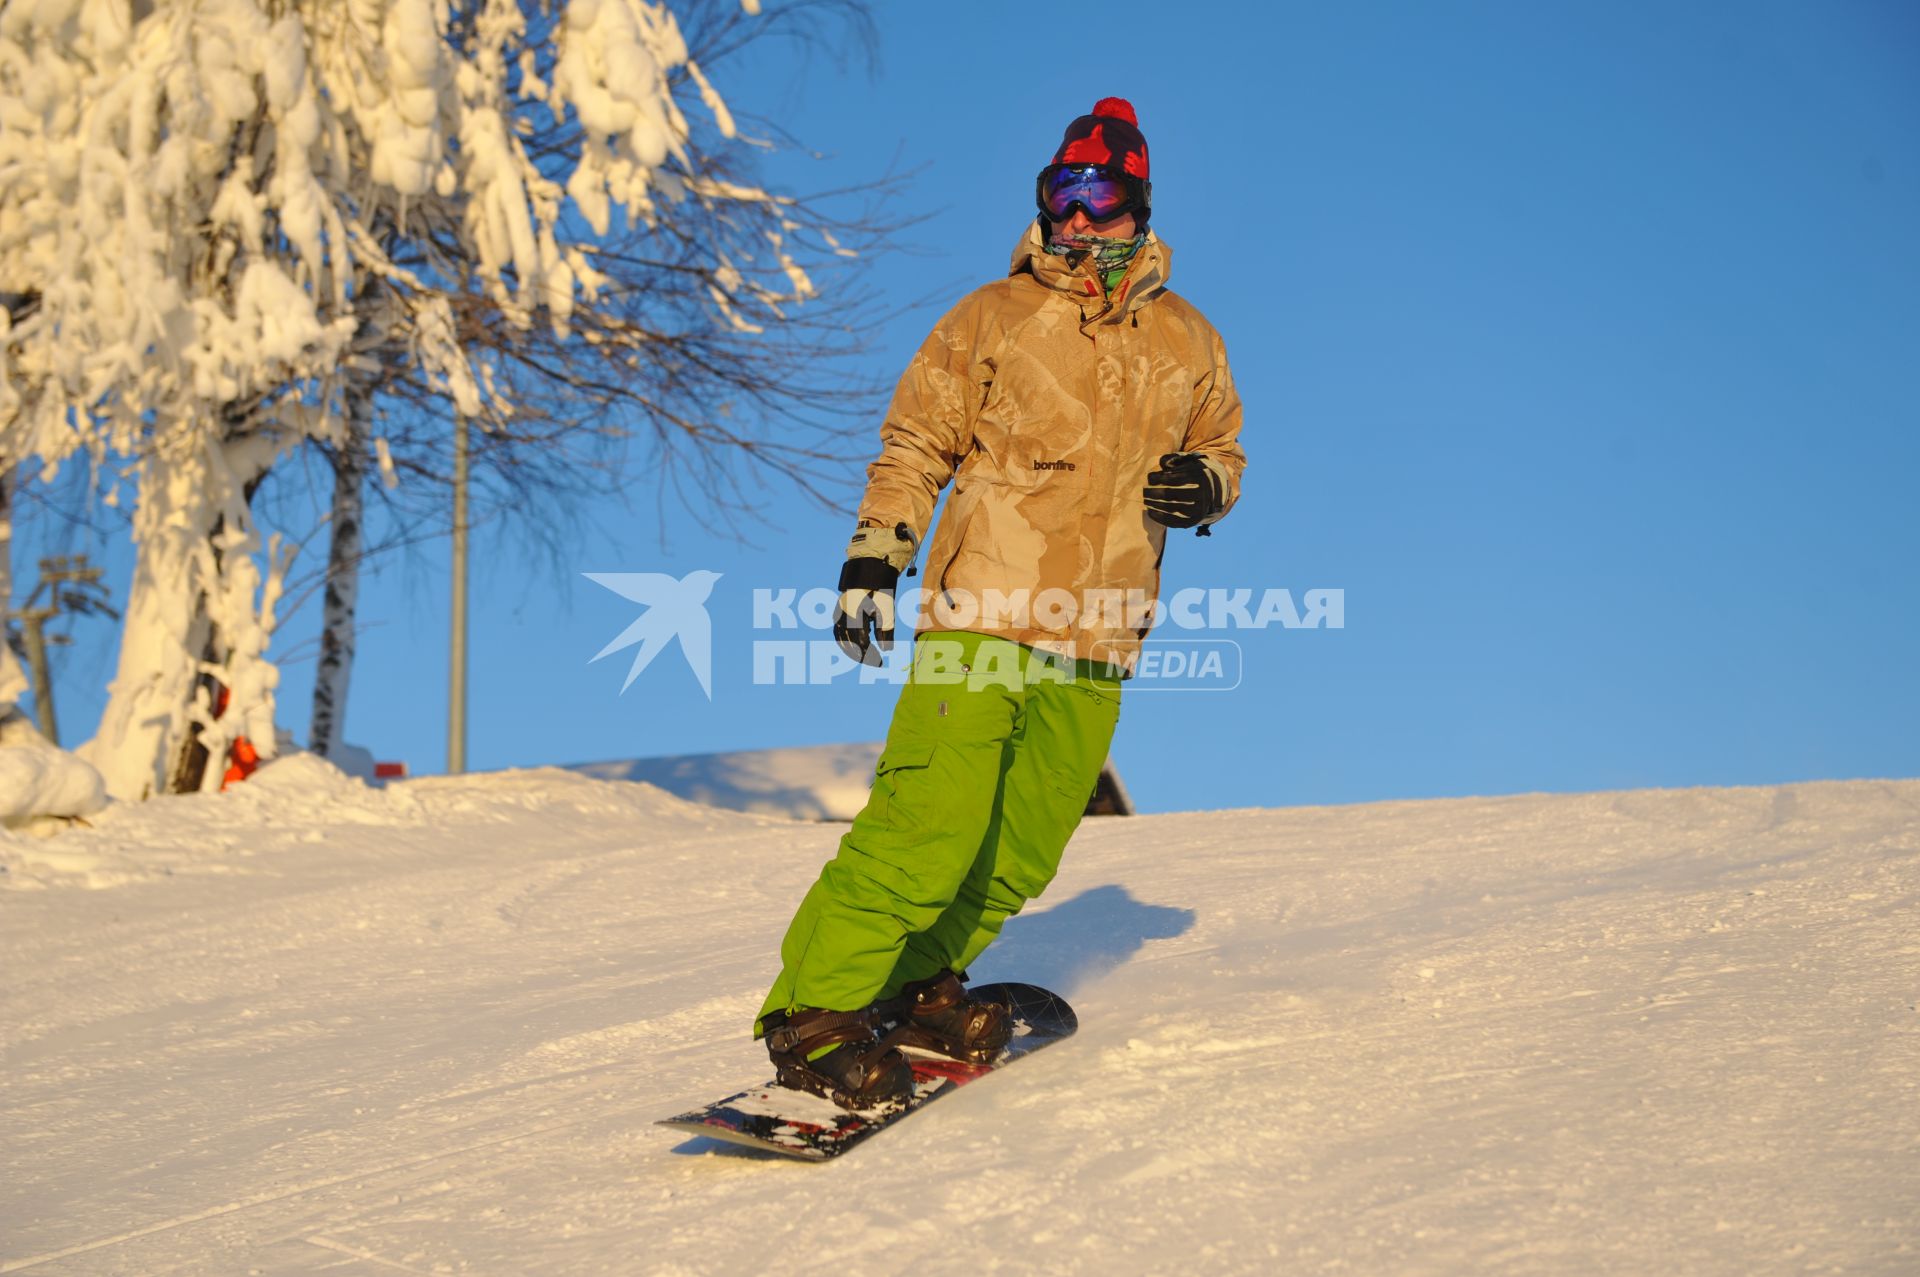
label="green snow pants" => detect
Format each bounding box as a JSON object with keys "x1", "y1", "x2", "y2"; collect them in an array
[{"x1": 754, "y1": 630, "x2": 1123, "y2": 1035}]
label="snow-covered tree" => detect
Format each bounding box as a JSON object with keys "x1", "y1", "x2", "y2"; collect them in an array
[
  {"x1": 291, "y1": 1, "x2": 889, "y2": 765},
  {"x1": 0, "y1": 0, "x2": 859, "y2": 798}
]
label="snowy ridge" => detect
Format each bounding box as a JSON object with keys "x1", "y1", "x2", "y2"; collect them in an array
[
  {"x1": 3, "y1": 767, "x2": 1916, "y2": 1274},
  {"x1": 568, "y1": 741, "x2": 887, "y2": 821},
  {"x1": 0, "y1": 754, "x2": 755, "y2": 892}
]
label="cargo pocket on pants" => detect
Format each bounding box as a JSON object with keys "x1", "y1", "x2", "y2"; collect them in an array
[
  {"x1": 1044, "y1": 683, "x2": 1120, "y2": 811},
  {"x1": 1045, "y1": 764, "x2": 1099, "y2": 814},
  {"x1": 865, "y1": 739, "x2": 940, "y2": 832}
]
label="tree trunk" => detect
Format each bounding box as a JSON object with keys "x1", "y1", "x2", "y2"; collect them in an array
[
  {"x1": 310, "y1": 383, "x2": 369, "y2": 759},
  {"x1": 81, "y1": 429, "x2": 287, "y2": 799}
]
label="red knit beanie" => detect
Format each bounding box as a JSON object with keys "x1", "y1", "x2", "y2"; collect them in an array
[{"x1": 1051, "y1": 97, "x2": 1150, "y2": 180}]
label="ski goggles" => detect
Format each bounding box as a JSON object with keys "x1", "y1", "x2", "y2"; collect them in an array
[{"x1": 1035, "y1": 163, "x2": 1151, "y2": 223}]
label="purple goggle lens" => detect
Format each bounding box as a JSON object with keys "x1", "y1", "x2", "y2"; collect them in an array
[{"x1": 1037, "y1": 164, "x2": 1145, "y2": 222}]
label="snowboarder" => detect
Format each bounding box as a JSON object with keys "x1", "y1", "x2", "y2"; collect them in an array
[{"x1": 756, "y1": 98, "x2": 1246, "y2": 1107}]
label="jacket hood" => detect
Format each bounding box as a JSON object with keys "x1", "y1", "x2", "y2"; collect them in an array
[{"x1": 1009, "y1": 222, "x2": 1172, "y2": 326}]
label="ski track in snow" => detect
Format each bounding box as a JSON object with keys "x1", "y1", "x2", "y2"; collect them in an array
[{"x1": 3, "y1": 759, "x2": 1917, "y2": 1275}]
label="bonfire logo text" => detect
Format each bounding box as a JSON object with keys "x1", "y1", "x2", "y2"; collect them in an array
[{"x1": 585, "y1": 571, "x2": 723, "y2": 698}]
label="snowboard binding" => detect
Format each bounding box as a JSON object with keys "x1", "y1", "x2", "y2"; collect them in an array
[
  {"x1": 879, "y1": 971, "x2": 1015, "y2": 1066},
  {"x1": 763, "y1": 1007, "x2": 914, "y2": 1110}
]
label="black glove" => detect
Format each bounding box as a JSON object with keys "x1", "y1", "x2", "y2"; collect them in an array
[
  {"x1": 834, "y1": 522, "x2": 917, "y2": 666},
  {"x1": 1143, "y1": 452, "x2": 1225, "y2": 534}
]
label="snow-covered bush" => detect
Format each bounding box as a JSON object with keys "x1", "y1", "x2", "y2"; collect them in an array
[{"x1": 1, "y1": 645, "x2": 108, "y2": 831}]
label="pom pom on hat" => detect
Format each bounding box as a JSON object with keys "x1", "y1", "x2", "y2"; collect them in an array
[{"x1": 1050, "y1": 96, "x2": 1150, "y2": 182}]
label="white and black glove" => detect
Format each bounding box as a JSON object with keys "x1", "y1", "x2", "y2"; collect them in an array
[
  {"x1": 834, "y1": 522, "x2": 919, "y2": 666},
  {"x1": 1143, "y1": 452, "x2": 1227, "y2": 536}
]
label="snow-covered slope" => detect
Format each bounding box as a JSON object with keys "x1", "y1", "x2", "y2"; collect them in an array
[{"x1": 3, "y1": 762, "x2": 1916, "y2": 1275}]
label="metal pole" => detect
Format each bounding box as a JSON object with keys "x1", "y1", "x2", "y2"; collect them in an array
[
  {"x1": 22, "y1": 613, "x2": 56, "y2": 745},
  {"x1": 448, "y1": 413, "x2": 469, "y2": 775}
]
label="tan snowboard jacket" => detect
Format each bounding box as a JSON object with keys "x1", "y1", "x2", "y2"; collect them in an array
[{"x1": 854, "y1": 223, "x2": 1246, "y2": 675}]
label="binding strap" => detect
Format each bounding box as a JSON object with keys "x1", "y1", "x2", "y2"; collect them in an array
[{"x1": 765, "y1": 1009, "x2": 874, "y2": 1058}]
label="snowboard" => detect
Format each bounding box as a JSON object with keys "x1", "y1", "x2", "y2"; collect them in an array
[{"x1": 657, "y1": 982, "x2": 1075, "y2": 1162}]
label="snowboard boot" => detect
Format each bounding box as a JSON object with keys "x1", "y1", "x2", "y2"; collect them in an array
[
  {"x1": 883, "y1": 971, "x2": 1014, "y2": 1065},
  {"x1": 764, "y1": 1008, "x2": 914, "y2": 1110}
]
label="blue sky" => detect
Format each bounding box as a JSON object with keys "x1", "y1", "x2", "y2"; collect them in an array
[{"x1": 17, "y1": 1, "x2": 1919, "y2": 813}]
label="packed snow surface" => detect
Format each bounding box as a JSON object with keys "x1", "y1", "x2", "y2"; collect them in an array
[{"x1": 3, "y1": 760, "x2": 1916, "y2": 1274}]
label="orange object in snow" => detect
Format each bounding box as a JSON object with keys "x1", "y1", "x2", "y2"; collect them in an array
[
  {"x1": 208, "y1": 683, "x2": 261, "y2": 791},
  {"x1": 222, "y1": 735, "x2": 260, "y2": 791}
]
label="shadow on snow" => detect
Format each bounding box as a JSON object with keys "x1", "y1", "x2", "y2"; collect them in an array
[{"x1": 972, "y1": 883, "x2": 1194, "y2": 998}]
